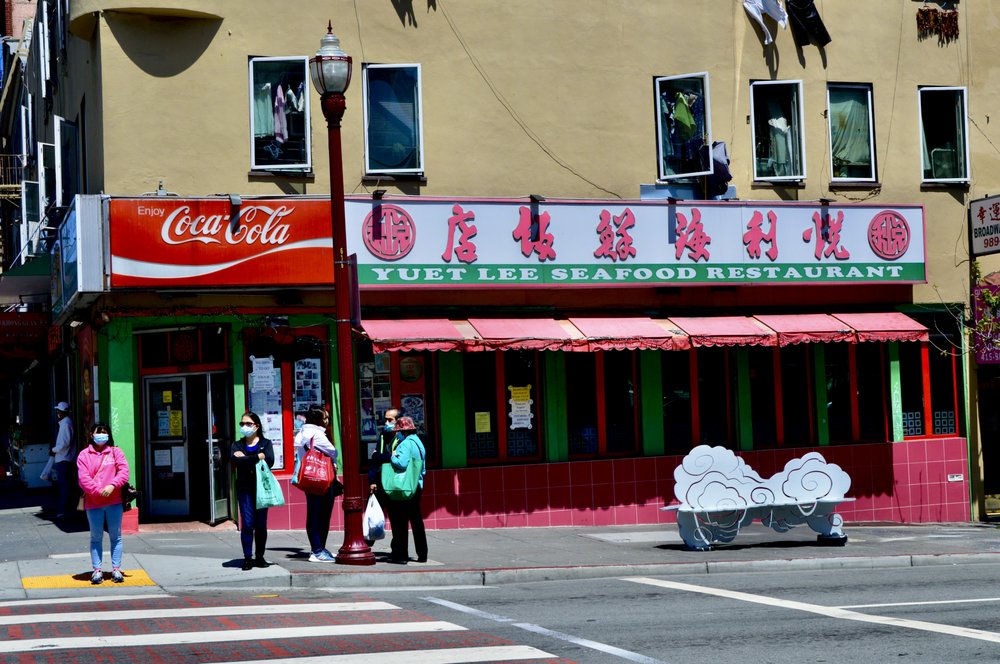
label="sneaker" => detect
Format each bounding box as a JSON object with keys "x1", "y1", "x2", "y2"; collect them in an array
[
  {"x1": 111, "y1": 569, "x2": 124, "y2": 583},
  {"x1": 91, "y1": 569, "x2": 103, "y2": 585},
  {"x1": 308, "y1": 550, "x2": 335, "y2": 563},
  {"x1": 322, "y1": 548, "x2": 334, "y2": 558}
]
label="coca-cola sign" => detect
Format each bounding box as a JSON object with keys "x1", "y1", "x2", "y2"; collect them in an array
[{"x1": 110, "y1": 198, "x2": 335, "y2": 288}]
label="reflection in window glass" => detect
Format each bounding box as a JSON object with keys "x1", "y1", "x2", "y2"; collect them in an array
[
  {"x1": 751, "y1": 81, "x2": 805, "y2": 180},
  {"x1": 363, "y1": 64, "x2": 423, "y2": 174},
  {"x1": 662, "y1": 351, "x2": 692, "y2": 454},
  {"x1": 655, "y1": 73, "x2": 712, "y2": 180},
  {"x1": 248, "y1": 57, "x2": 311, "y2": 171},
  {"x1": 828, "y1": 84, "x2": 875, "y2": 181},
  {"x1": 603, "y1": 352, "x2": 637, "y2": 454},
  {"x1": 566, "y1": 354, "x2": 598, "y2": 455},
  {"x1": 465, "y1": 353, "x2": 497, "y2": 459},
  {"x1": 919, "y1": 87, "x2": 968, "y2": 181}
]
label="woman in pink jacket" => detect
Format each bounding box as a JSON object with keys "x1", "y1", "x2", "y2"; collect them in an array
[{"x1": 76, "y1": 422, "x2": 130, "y2": 584}]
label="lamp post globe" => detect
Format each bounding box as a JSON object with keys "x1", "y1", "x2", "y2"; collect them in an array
[{"x1": 311, "y1": 22, "x2": 374, "y2": 566}]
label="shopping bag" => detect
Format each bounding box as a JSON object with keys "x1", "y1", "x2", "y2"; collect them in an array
[
  {"x1": 362, "y1": 494, "x2": 386, "y2": 541},
  {"x1": 381, "y1": 455, "x2": 423, "y2": 501},
  {"x1": 295, "y1": 447, "x2": 334, "y2": 495},
  {"x1": 39, "y1": 456, "x2": 54, "y2": 482},
  {"x1": 255, "y1": 460, "x2": 285, "y2": 509}
]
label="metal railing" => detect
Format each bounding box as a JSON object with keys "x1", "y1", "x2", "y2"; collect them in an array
[{"x1": 0, "y1": 154, "x2": 24, "y2": 199}]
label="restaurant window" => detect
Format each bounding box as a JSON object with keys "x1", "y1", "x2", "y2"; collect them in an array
[
  {"x1": 603, "y1": 352, "x2": 638, "y2": 454},
  {"x1": 827, "y1": 83, "x2": 876, "y2": 182},
  {"x1": 248, "y1": 56, "x2": 312, "y2": 172},
  {"x1": 661, "y1": 350, "x2": 693, "y2": 454},
  {"x1": 899, "y1": 342, "x2": 925, "y2": 437},
  {"x1": 465, "y1": 351, "x2": 539, "y2": 462},
  {"x1": 751, "y1": 80, "x2": 806, "y2": 181},
  {"x1": 362, "y1": 63, "x2": 424, "y2": 175},
  {"x1": 857, "y1": 343, "x2": 888, "y2": 441},
  {"x1": 779, "y1": 344, "x2": 813, "y2": 447},
  {"x1": 918, "y1": 86, "x2": 969, "y2": 183},
  {"x1": 825, "y1": 344, "x2": 853, "y2": 444},
  {"x1": 696, "y1": 347, "x2": 735, "y2": 447},
  {"x1": 567, "y1": 354, "x2": 599, "y2": 455},
  {"x1": 929, "y1": 338, "x2": 959, "y2": 435},
  {"x1": 138, "y1": 328, "x2": 228, "y2": 371},
  {"x1": 568, "y1": 352, "x2": 639, "y2": 457},
  {"x1": 748, "y1": 347, "x2": 777, "y2": 446},
  {"x1": 654, "y1": 72, "x2": 712, "y2": 181}
]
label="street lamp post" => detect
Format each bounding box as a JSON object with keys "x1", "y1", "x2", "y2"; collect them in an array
[{"x1": 310, "y1": 22, "x2": 374, "y2": 566}]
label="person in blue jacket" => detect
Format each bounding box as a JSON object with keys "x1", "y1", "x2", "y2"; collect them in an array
[
  {"x1": 386, "y1": 416, "x2": 427, "y2": 564},
  {"x1": 231, "y1": 410, "x2": 275, "y2": 570}
]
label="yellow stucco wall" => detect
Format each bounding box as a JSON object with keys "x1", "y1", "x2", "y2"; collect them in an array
[{"x1": 57, "y1": 0, "x2": 1000, "y2": 305}]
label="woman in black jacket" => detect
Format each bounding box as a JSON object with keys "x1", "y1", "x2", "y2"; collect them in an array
[{"x1": 231, "y1": 410, "x2": 275, "y2": 570}]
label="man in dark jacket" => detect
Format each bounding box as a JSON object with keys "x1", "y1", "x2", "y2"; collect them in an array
[{"x1": 366, "y1": 408, "x2": 398, "y2": 546}]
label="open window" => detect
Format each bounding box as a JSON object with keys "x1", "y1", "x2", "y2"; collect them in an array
[
  {"x1": 918, "y1": 86, "x2": 969, "y2": 183},
  {"x1": 247, "y1": 56, "x2": 312, "y2": 172},
  {"x1": 750, "y1": 80, "x2": 806, "y2": 181},
  {"x1": 654, "y1": 72, "x2": 712, "y2": 180},
  {"x1": 827, "y1": 84, "x2": 876, "y2": 182},
  {"x1": 37, "y1": 142, "x2": 55, "y2": 215},
  {"x1": 54, "y1": 116, "x2": 79, "y2": 208},
  {"x1": 362, "y1": 64, "x2": 424, "y2": 175}
]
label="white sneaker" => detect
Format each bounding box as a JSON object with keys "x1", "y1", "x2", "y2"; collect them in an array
[
  {"x1": 308, "y1": 550, "x2": 335, "y2": 562},
  {"x1": 91, "y1": 569, "x2": 103, "y2": 585}
]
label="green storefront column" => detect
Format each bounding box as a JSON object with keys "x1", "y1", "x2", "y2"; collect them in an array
[
  {"x1": 813, "y1": 344, "x2": 829, "y2": 446},
  {"x1": 888, "y1": 341, "x2": 904, "y2": 442},
  {"x1": 437, "y1": 352, "x2": 467, "y2": 468},
  {"x1": 639, "y1": 350, "x2": 664, "y2": 456},
  {"x1": 543, "y1": 352, "x2": 568, "y2": 462},
  {"x1": 736, "y1": 348, "x2": 753, "y2": 451},
  {"x1": 103, "y1": 318, "x2": 137, "y2": 470}
]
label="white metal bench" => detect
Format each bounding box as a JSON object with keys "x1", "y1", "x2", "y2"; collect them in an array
[{"x1": 662, "y1": 445, "x2": 853, "y2": 551}]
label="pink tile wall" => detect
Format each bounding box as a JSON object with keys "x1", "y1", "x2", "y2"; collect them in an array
[{"x1": 262, "y1": 438, "x2": 971, "y2": 531}]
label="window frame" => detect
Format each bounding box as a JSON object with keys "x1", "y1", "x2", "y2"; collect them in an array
[
  {"x1": 653, "y1": 71, "x2": 713, "y2": 181},
  {"x1": 567, "y1": 351, "x2": 640, "y2": 459},
  {"x1": 247, "y1": 55, "x2": 313, "y2": 172},
  {"x1": 362, "y1": 63, "x2": 425, "y2": 176},
  {"x1": 917, "y1": 85, "x2": 970, "y2": 184},
  {"x1": 750, "y1": 79, "x2": 807, "y2": 182},
  {"x1": 827, "y1": 83, "x2": 877, "y2": 183}
]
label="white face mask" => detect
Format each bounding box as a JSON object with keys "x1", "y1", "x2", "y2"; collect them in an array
[{"x1": 93, "y1": 434, "x2": 110, "y2": 446}]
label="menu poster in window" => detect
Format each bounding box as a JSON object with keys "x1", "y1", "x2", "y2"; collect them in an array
[
  {"x1": 248, "y1": 355, "x2": 285, "y2": 469},
  {"x1": 400, "y1": 393, "x2": 425, "y2": 433},
  {"x1": 374, "y1": 352, "x2": 390, "y2": 374},
  {"x1": 293, "y1": 357, "x2": 323, "y2": 414},
  {"x1": 508, "y1": 384, "x2": 534, "y2": 430}
]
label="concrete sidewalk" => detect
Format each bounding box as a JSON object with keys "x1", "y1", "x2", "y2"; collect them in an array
[{"x1": 2, "y1": 492, "x2": 1000, "y2": 598}]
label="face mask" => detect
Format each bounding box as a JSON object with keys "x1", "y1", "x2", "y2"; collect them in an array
[
  {"x1": 384, "y1": 421, "x2": 396, "y2": 431},
  {"x1": 293, "y1": 418, "x2": 304, "y2": 433},
  {"x1": 240, "y1": 425, "x2": 255, "y2": 438},
  {"x1": 93, "y1": 434, "x2": 109, "y2": 445}
]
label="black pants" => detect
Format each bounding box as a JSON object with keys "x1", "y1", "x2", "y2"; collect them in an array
[
  {"x1": 305, "y1": 483, "x2": 337, "y2": 554},
  {"x1": 388, "y1": 487, "x2": 426, "y2": 561}
]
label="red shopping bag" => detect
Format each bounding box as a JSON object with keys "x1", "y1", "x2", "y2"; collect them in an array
[{"x1": 295, "y1": 446, "x2": 334, "y2": 495}]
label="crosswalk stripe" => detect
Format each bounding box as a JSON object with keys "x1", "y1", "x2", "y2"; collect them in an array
[
  {"x1": 0, "y1": 594, "x2": 170, "y2": 609},
  {"x1": 0, "y1": 600, "x2": 398, "y2": 626},
  {"x1": 0, "y1": 620, "x2": 465, "y2": 654},
  {"x1": 226, "y1": 645, "x2": 556, "y2": 663}
]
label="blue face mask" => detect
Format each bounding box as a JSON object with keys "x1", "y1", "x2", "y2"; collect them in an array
[
  {"x1": 239, "y1": 425, "x2": 255, "y2": 438},
  {"x1": 384, "y1": 421, "x2": 396, "y2": 432},
  {"x1": 93, "y1": 434, "x2": 109, "y2": 445}
]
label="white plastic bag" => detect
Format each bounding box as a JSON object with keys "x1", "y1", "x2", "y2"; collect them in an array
[
  {"x1": 363, "y1": 494, "x2": 386, "y2": 541},
  {"x1": 39, "y1": 457, "x2": 54, "y2": 482}
]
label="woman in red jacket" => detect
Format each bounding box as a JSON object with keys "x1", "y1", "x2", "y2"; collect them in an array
[{"x1": 76, "y1": 423, "x2": 129, "y2": 584}]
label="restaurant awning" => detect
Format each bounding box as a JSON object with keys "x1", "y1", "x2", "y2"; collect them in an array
[
  {"x1": 669, "y1": 316, "x2": 777, "y2": 347},
  {"x1": 361, "y1": 312, "x2": 928, "y2": 352}
]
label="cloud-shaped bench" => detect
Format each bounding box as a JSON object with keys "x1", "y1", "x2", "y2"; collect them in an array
[{"x1": 662, "y1": 445, "x2": 853, "y2": 550}]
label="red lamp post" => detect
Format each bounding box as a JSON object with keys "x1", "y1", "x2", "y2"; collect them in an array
[{"x1": 310, "y1": 22, "x2": 374, "y2": 566}]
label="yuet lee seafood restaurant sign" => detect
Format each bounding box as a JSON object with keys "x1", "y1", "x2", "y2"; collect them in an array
[{"x1": 107, "y1": 197, "x2": 925, "y2": 289}]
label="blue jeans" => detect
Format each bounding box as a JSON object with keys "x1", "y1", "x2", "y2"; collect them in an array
[
  {"x1": 236, "y1": 489, "x2": 269, "y2": 559},
  {"x1": 86, "y1": 503, "x2": 123, "y2": 570},
  {"x1": 305, "y1": 483, "x2": 337, "y2": 554}
]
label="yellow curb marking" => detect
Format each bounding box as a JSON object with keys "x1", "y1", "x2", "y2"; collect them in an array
[{"x1": 22, "y1": 570, "x2": 155, "y2": 589}]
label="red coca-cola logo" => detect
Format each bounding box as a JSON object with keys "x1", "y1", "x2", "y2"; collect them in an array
[
  {"x1": 867, "y1": 210, "x2": 910, "y2": 260},
  {"x1": 160, "y1": 205, "x2": 292, "y2": 247},
  {"x1": 363, "y1": 204, "x2": 415, "y2": 261}
]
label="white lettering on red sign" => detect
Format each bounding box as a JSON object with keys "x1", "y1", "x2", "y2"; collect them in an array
[{"x1": 160, "y1": 205, "x2": 292, "y2": 246}]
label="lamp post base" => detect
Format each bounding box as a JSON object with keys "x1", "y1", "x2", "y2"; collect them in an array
[{"x1": 335, "y1": 495, "x2": 376, "y2": 565}]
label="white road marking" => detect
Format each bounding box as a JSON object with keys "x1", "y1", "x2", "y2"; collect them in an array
[
  {"x1": 424, "y1": 597, "x2": 667, "y2": 664},
  {"x1": 0, "y1": 594, "x2": 169, "y2": 608},
  {"x1": 47, "y1": 552, "x2": 90, "y2": 559},
  {"x1": 625, "y1": 577, "x2": 1000, "y2": 644},
  {"x1": 0, "y1": 620, "x2": 464, "y2": 654},
  {"x1": 839, "y1": 597, "x2": 1000, "y2": 609},
  {"x1": 0, "y1": 600, "x2": 397, "y2": 626},
  {"x1": 225, "y1": 645, "x2": 555, "y2": 664}
]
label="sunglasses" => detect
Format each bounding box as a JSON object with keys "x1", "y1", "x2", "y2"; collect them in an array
[{"x1": 239, "y1": 421, "x2": 255, "y2": 426}]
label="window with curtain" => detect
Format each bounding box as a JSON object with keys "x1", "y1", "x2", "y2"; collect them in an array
[
  {"x1": 362, "y1": 64, "x2": 424, "y2": 175},
  {"x1": 919, "y1": 86, "x2": 969, "y2": 183},
  {"x1": 654, "y1": 72, "x2": 713, "y2": 180},
  {"x1": 828, "y1": 84, "x2": 876, "y2": 182},
  {"x1": 247, "y1": 56, "x2": 311, "y2": 171},
  {"x1": 751, "y1": 80, "x2": 806, "y2": 181}
]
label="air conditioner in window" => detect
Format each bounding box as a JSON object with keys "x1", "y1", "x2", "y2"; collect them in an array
[{"x1": 930, "y1": 147, "x2": 957, "y2": 179}]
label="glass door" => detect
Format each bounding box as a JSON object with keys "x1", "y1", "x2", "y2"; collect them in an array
[
  {"x1": 143, "y1": 377, "x2": 189, "y2": 515},
  {"x1": 207, "y1": 373, "x2": 232, "y2": 524}
]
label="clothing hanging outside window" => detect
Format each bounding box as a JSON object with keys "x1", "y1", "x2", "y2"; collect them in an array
[
  {"x1": 743, "y1": 0, "x2": 788, "y2": 45},
  {"x1": 786, "y1": 0, "x2": 831, "y2": 47}
]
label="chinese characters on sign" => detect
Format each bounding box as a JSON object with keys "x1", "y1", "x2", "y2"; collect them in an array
[
  {"x1": 971, "y1": 195, "x2": 1000, "y2": 258},
  {"x1": 346, "y1": 199, "x2": 925, "y2": 287}
]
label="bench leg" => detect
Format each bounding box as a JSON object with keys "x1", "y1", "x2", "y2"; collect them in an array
[
  {"x1": 807, "y1": 511, "x2": 848, "y2": 545},
  {"x1": 677, "y1": 510, "x2": 748, "y2": 551}
]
